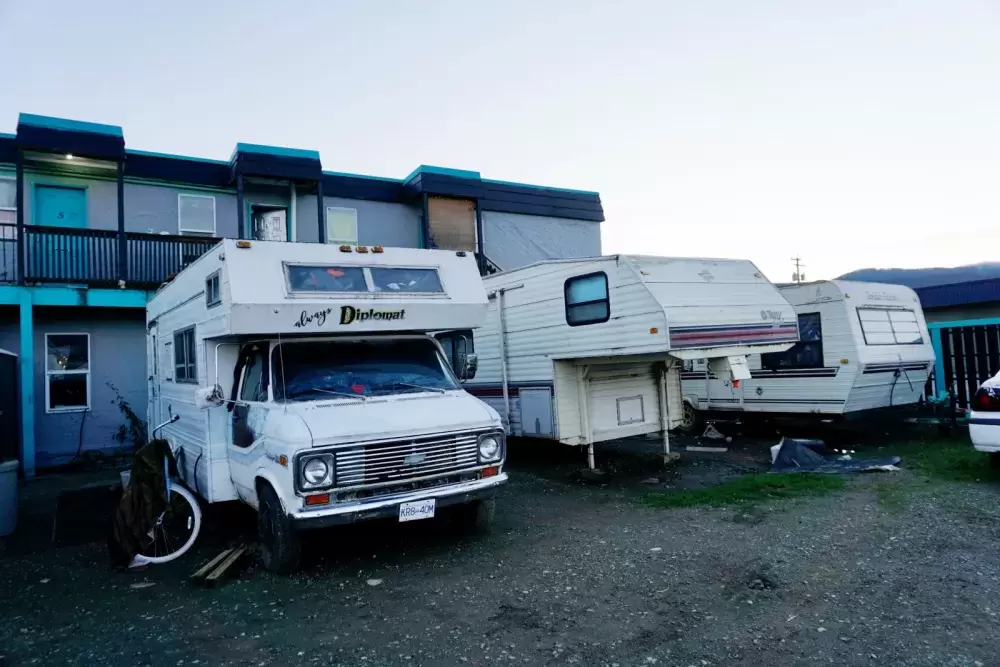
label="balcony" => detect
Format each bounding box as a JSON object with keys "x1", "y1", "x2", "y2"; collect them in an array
[{"x1": 0, "y1": 223, "x2": 220, "y2": 289}]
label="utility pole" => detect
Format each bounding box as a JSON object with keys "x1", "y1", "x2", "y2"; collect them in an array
[{"x1": 791, "y1": 256, "x2": 805, "y2": 284}]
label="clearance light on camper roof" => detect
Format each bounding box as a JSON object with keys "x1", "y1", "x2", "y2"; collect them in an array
[
  {"x1": 372, "y1": 246, "x2": 384, "y2": 253},
  {"x1": 649, "y1": 327, "x2": 659, "y2": 335},
  {"x1": 235, "y1": 240, "x2": 252, "y2": 249},
  {"x1": 356, "y1": 246, "x2": 369, "y2": 253},
  {"x1": 339, "y1": 245, "x2": 352, "y2": 252},
  {"x1": 840, "y1": 359, "x2": 849, "y2": 365}
]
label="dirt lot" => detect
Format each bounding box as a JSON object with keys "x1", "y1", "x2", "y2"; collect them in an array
[{"x1": 2, "y1": 428, "x2": 1000, "y2": 667}]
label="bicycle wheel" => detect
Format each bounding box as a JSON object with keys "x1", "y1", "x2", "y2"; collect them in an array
[{"x1": 133, "y1": 484, "x2": 202, "y2": 565}]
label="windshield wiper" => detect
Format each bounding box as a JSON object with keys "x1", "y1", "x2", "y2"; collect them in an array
[
  {"x1": 386, "y1": 382, "x2": 447, "y2": 394},
  {"x1": 295, "y1": 387, "x2": 368, "y2": 402}
]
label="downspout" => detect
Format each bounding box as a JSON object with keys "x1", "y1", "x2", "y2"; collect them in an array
[
  {"x1": 289, "y1": 182, "x2": 297, "y2": 242},
  {"x1": 496, "y1": 288, "x2": 512, "y2": 431},
  {"x1": 117, "y1": 161, "x2": 126, "y2": 284},
  {"x1": 236, "y1": 172, "x2": 246, "y2": 240},
  {"x1": 420, "y1": 193, "x2": 430, "y2": 249},
  {"x1": 316, "y1": 179, "x2": 326, "y2": 244},
  {"x1": 475, "y1": 199, "x2": 485, "y2": 273},
  {"x1": 14, "y1": 149, "x2": 24, "y2": 285}
]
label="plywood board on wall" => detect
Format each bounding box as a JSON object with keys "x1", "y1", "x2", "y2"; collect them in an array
[{"x1": 428, "y1": 197, "x2": 476, "y2": 252}]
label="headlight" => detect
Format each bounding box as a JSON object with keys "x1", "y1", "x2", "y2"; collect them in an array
[
  {"x1": 300, "y1": 455, "x2": 333, "y2": 489},
  {"x1": 478, "y1": 434, "x2": 502, "y2": 462}
]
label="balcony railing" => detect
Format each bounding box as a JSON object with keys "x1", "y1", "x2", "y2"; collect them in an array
[{"x1": 0, "y1": 223, "x2": 220, "y2": 288}]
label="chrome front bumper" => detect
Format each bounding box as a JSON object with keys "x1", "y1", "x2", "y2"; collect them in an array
[{"x1": 290, "y1": 473, "x2": 508, "y2": 530}]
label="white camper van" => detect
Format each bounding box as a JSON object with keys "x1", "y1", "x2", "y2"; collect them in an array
[
  {"x1": 146, "y1": 239, "x2": 507, "y2": 573},
  {"x1": 460, "y1": 255, "x2": 799, "y2": 466},
  {"x1": 680, "y1": 280, "x2": 935, "y2": 426}
]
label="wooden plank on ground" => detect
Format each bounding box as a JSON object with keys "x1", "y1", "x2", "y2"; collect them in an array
[
  {"x1": 203, "y1": 546, "x2": 248, "y2": 589},
  {"x1": 190, "y1": 548, "x2": 234, "y2": 583}
]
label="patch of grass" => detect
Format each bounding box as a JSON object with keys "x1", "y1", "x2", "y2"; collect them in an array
[
  {"x1": 644, "y1": 473, "x2": 845, "y2": 509},
  {"x1": 859, "y1": 438, "x2": 1000, "y2": 484}
]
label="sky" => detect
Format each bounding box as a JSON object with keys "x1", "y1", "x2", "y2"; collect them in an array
[{"x1": 1, "y1": 0, "x2": 998, "y2": 282}]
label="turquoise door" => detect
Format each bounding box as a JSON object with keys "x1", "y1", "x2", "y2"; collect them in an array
[{"x1": 32, "y1": 186, "x2": 89, "y2": 281}]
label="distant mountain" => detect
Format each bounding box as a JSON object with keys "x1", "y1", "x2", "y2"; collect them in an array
[{"x1": 837, "y1": 263, "x2": 1000, "y2": 289}]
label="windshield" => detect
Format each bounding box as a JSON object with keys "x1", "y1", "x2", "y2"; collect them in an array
[{"x1": 272, "y1": 338, "x2": 458, "y2": 401}]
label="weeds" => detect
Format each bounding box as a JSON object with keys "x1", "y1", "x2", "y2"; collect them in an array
[
  {"x1": 644, "y1": 473, "x2": 845, "y2": 509},
  {"x1": 860, "y1": 438, "x2": 1000, "y2": 484}
]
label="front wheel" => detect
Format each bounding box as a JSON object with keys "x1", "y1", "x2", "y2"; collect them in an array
[
  {"x1": 133, "y1": 484, "x2": 202, "y2": 565},
  {"x1": 677, "y1": 402, "x2": 703, "y2": 434},
  {"x1": 257, "y1": 483, "x2": 301, "y2": 574},
  {"x1": 990, "y1": 452, "x2": 1000, "y2": 471}
]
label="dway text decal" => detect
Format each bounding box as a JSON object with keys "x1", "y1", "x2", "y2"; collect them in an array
[{"x1": 292, "y1": 306, "x2": 407, "y2": 328}]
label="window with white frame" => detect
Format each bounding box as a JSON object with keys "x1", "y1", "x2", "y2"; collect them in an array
[
  {"x1": 857, "y1": 308, "x2": 924, "y2": 345},
  {"x1": 178, "y1": 194, "x2": 217, "y2": 235},
  {"x1": 326, "y1": 207, "x2": 358, "y2": 244},
  {"x1": 45, "y1": 333, "x2": 90, "y2": 412},
  {"x1": 174, "y1": 327, "x2": 197, "y2": 383},
  {"x1": 0, "y1": 176, "x2": 16, "y2": 226}
]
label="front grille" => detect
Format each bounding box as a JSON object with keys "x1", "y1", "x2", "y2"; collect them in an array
[{"x1": 334, "y1": 431, "x2": 482, "y2": 488}]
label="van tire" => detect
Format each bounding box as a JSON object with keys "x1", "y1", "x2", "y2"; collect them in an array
[
  {"x1": 454, "y1": 498, "x2": 495, "y2": 534},
  {"x1": 678, "y1": 402, "x2": 702, "y2": 434},
  {"x1": 990, "y1": 452, "x2": 1000, "y2": 471},
  {"x1": 257, "y1": 483, "x2": 301, "y2": 574}
]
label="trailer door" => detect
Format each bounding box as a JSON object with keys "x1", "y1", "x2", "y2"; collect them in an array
[{"x1": 586, "y1": 363, "x2": 663, "y2": 443}]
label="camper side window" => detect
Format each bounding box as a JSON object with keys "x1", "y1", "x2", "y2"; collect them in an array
[
  {"x1": 174, "y1": 327, "x2": 197, "y2": 383},
  {"x1": 565, "y1": 272, "x2": 610, "y2": 326},
  {"x1": 857, "y1": 308, "x2": 923, "y2": 345},
  {"x1": 761, "y1": 313, "x2": 823, "y2": 370}
]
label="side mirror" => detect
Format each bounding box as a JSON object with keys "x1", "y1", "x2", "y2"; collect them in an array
[
  {"x1": 195, "y1": 384, "x2": 225, "y2": 410},
  {"x1": 461, "y1": 353, "x2": 478, "y2": 381}
]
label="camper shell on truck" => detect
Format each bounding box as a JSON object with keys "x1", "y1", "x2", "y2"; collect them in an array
[
  {"x1": 680, "y1": 280, "x2": 935, "y2": 425},
  {"x1": 462, "y1": 255, "x2": 799, "y2": 467},
  {"x1": 146, "y1": 239, "x2": 506, "y2": 573}
]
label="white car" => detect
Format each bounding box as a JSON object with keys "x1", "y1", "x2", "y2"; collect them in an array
[{"x1": 968, "y1": 372, "x2": 1000, "y2": 468}]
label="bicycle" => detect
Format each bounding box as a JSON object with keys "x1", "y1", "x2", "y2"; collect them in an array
[{"x1": 122, "y1": 414, "x2": 203, "y2": 568}]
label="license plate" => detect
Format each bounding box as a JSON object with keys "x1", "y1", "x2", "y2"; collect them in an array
[{"x1": 398, "y1": 499, "x2": 436, "y2": 522}]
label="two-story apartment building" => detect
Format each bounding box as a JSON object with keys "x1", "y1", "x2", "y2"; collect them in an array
[{"x1": 0, "y1": 113, "x2": 604, "y2": 476}]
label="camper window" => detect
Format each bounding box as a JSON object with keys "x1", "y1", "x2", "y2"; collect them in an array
[
  {"x1": 174, "y1": 327, "x2": 197, "y2": 383},
  {"x1": 206, "y1": 270, "x2": 221, "y2": 308},
  {"x1": 761, "y1": 312, "x2": 823, "y2": 370},
  {"x1": 240, "y1": 348, "x2": 268, "y2": 402},
  {"x1": 271, "y1": 339, "x2": 458, "y2": 401},
  {"x1": 565, "y1": 272, "x2": 610, "y2": 326},
  {"x1": 285, "y1": 265, "x2": 368, "y2": 293},
  {"x1": 857, "y1": 308, "x2": 923, "y2": 345},
  {"x1": 371, "y1": 267, "x2": 443, "y2": 293}
]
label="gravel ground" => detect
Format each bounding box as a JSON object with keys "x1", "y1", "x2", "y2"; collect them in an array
[{"x1": 2, "y1": 434, "x2": 1000, "y2": 667}]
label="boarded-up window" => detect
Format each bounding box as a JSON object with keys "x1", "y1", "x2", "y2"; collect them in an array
[{"x1": 427, "y1": 197, "x2": 476, "y2": 252}]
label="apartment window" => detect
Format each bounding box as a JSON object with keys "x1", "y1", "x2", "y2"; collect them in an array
[
  {"x1": 565, "y1": 272, "x2": 610, "y2": 326},
  {"x1": 0, "y1": 176, "x2": 15, "y2": 226},
  {"x1": 45, "y1": 333, "x2": 90, "y2": 412},
  {"x1": 858, "y1": 308, "x2": 924, "y2": 345},
  {"x1": 326, "y1": 207, "x2": 358, "y2": 244},
  {"x1": 174, "y1": 327, "x2": 197, "y2": 383},
  {"x1": 761, "y1": 313, "x2": 823, "y2": 370},
  {"x1": 178, "y1": 194, "x2": 217, "y2": 235},
  {"x1": 206, "y1": 270, "x2": 221, "y2": 308}
]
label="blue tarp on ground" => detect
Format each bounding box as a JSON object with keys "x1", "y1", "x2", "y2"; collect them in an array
[{"x1": 771, "y1": 438, "x2": 901, "y2": 473}]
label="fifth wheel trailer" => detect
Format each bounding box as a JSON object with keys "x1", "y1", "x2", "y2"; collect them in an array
[
  {"x1": 679, "y1": 280, "x2": 935, "y2": 426},
  {"x1": 456, "y1": 255, "x2": 800, "y2": 467}
]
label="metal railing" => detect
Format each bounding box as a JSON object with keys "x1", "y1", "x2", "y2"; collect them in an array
[{"x1": 0, "y1": 223, "x2": 220, "y2": 288}]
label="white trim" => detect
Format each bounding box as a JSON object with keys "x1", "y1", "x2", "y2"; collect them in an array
[
  {"x1": 325, "y1": 206, "x2": 359, "y2": 245},
  {"x1": 44, "y1": 332, "x2": 91, "y2": 413},
  {"x1": 178, "y1": 193, "x2": 217, "y2": 235}
]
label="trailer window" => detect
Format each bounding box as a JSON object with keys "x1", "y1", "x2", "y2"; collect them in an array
[
  {"x1": 565, "y1": 272, "x2": 610, "y2": 326},
  {"x1": 272, "y1": 339, "x2": 458, "y2": 401},
  {"x1": 285, "y1": 265, "x2": 367, "y2": 293},
  {"x1": 370, "y1": 267, "x2": 443, "y2": 293},
  {"x1": 857, "y1": 308, "x2": 923, "y2": 345},
  {"x1": 174, "y1": 327, "x2": 197, "y2": 383},
  {"x1": 760, "y1": 313, "x2": 823, "y2": 370}
]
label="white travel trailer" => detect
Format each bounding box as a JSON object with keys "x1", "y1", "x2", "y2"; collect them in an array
[
  {"x1": 146, "y1": 239, "x2": 507, "y2": 573},
  {"x1": 679, "y1": 280, "x2": 935, "y2": 426},
  {"x1": 460, "y1": 255, "x2": 799, "y2": 466}
]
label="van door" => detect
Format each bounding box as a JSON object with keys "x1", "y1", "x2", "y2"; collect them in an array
[
  {"x1": 227, "y1": 344, "x2": 270, "y2": 502},
  {"x1": 147, "y1": 326, "x2": 159, "y2": 430}
]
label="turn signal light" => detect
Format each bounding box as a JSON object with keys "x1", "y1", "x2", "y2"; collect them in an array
[
  {"x1": 973, "y1": 387, "x2": 1000, "y2": 413},
  {"x1": 482, "y1": 466, "x2": 500, "y2": 478},
  {"x1": 305, "y1": 493, "x2": 331, "y2": 506}
]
